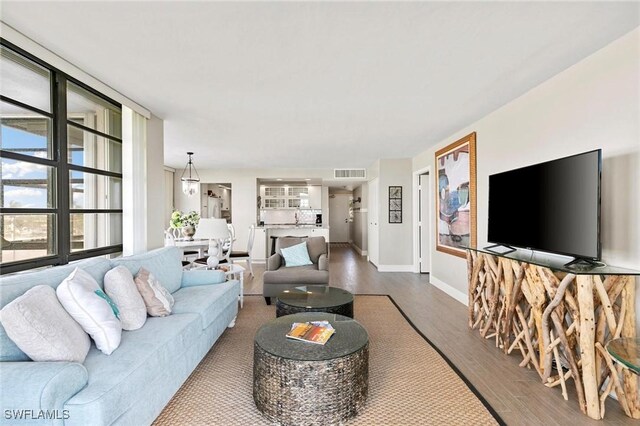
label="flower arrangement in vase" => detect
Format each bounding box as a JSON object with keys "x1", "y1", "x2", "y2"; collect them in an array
[{"x1": 170, "y1": 210, "x2": 200, "y2": 240}]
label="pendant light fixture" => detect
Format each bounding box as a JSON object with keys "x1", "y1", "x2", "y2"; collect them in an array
[{"x1": 181, "y1": 152, "x2": 200, "y2": 196}]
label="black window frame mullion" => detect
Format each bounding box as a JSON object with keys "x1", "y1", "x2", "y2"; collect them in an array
[
  {"x1": 68, "y1": 244, "x2": 123, "y2": 262},
  {"x1": 68, "y1": 164, "x2": 123, "y2": 179},
  {"x1": 55, "y1": 72, "x2": 69, "y2": 264},
  {"x1": 0, "y1": 95, "x2": 54, "y2": 118},
  {"x1": 66, "y1": 120, "x2": 123, "y2": 144},
  {"x1": 1, "y1": 256, "x2": 62, "y2": 275},
  {"x1": 0, "y1": 150, "x2": 57, "y2": 167}
]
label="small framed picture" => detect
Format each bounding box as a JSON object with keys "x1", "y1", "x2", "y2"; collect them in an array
[{"x1": 388, "y1": 186, "x2": 402, "y2": 223}]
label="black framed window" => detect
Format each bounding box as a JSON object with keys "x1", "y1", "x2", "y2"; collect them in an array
[{"x1": 0, "y1": 41, "x2": 123, "y2": 274}]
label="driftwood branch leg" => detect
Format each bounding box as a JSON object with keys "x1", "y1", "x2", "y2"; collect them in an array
[
  {"x1": 576, "y1": 275, "x2": 600, "y2": 420},
  {"x1": 541, "y1": 273, "x2": 575, "y2": 381},
  {"x1": 620, "y1": 278, "x2": 640, "y2": 418}
]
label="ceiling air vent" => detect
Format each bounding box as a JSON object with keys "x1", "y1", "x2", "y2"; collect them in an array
[{"x1": 334, "y1": 168, "x2": 366, "y2": 179}]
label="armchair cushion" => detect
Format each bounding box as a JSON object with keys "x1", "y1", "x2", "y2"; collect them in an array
[
  {"x1": 318, "y1": 253, "x2": 329, "y2": 271},
  {"x1": 267, "y1": 253, "x2": 282, "y2": 271},
  {"x1": 280, "y1": 242, "x2": 313, "y2": 267},
  {"x1": 263, "y1": 265, "x2": 329, "y2": 285}
]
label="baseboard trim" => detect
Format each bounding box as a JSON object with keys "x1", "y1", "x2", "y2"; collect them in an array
[
  {"x1": 430, "y1": 275, "x2": 468, "y2": 306},
  {"x1": 350, "y1": 243, "x2": 368, "y2": 256},
  {"x1": 377, "y1": 264, "x2": 414, "y2": 272}
]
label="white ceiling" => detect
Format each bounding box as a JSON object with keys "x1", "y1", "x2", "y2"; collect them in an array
[{"x1": 1, "y1": 2, "x2": 638, "y2": 170}]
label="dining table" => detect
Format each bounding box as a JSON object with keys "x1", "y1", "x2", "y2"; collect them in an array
[{"x1": 173, "y1": 238, "x2": 210, "y2": 257}]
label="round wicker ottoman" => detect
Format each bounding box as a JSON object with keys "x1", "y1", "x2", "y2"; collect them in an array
[
  {"x1": 275, "y1": 286, "x2": 354, "y2": 318},
  {"x1": 253, "y1": 312, "x2": 369, "y2": 425}
]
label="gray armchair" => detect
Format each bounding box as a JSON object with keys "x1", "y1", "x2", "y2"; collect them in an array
[{"x1": 263, "y1": 236, "x2": 329, "y2": 304}]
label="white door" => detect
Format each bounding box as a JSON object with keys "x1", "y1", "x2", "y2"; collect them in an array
[
  {"x1": 329, "y1": 193, "x2": 350, "y2": 242},
  {"x1": 368, "y1": 178, "x2": 379, "y2": 266},
  {"x1": 419, "y1": 173, "x2": 431, "y2": 273}
]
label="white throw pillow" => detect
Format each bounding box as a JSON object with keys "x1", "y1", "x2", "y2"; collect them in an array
[
  {"x1": 57, "y1": 268, "x2": 122, "y2": 355},
  {"x1": 0, "y1": 285, "x2": 90, "y2": 362},
  {"x1": 134, "y1": 268, "x2": 175, "y2": 317},
  {"x1": 104, "y1": 266, "x2": 147, "y2": 330}
]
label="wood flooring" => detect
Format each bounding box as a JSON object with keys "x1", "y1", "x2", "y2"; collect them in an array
[{"x1": 241, "y1": 244, "x2": 636, "y2": 425}]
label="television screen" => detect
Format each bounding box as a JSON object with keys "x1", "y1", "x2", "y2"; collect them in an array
[{"x1": 487, "y1": 149, "x2": 601, "y2": 260}]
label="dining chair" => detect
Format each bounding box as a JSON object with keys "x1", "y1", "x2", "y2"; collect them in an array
[
  {"x1": 222, "y1": 223, "x2": 236, "y2": 253},
  {"x1": 229, "y1": 225, "x2": 255, "y2": 276},
  {"x1": 163, "y1": 229, "x2": 194, "y2": 269}
]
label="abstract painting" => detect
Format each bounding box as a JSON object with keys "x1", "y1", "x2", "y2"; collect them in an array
[{"x1": 435, "y1": 132, "x2": 476, "y2": 258}]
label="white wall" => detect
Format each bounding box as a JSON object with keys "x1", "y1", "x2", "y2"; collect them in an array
[
  {"x1": 377, "y1": 159, "x2": 414, "y2": 270},
  {"x1": 146, "y1": 114, "x2": 165, "y2": 250},
  {"x1": 413, "y1": 29, "x2": 640, "y2": 316}
]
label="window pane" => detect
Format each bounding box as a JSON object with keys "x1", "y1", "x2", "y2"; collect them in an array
[
  {"x1": 1, "y1": 158, "x2": 56, "y2": 208},
  {"x1": 1, "y1": 101, "x2": 53, "y2": 159},
  {"x1": 67, "y1": 125, "x2": 122, "y2": 172},
  {"x1": 0, "y1": 46, "x2": 51, "y2": 113},
  {"x1": 67, "y1": 82, "x2": 121, "y2": 139},
  {"x1": 70, "y1": 171, "x2": 121, "y2": 209},
  {"x1": 71, "y1": 213, "x2": 122, "y2": 252},
  {"x1": 1, "y1": 213, "x2": 56, "y2": 263}
]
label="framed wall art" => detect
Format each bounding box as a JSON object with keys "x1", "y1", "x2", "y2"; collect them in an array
[
  {"x1": 389, "y1": 186, "x2": 402, "y2": 223},
  {"x1": 435, "y1": 132, "x2": 476, "y2": 258}
]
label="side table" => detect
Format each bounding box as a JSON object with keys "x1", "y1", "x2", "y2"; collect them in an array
[
  {"x1": 253, "y1": 312, "x2": 369, "y2": 425},
  {"x1": 217, "y1": 263, "x2": 245, "y2": 308}
]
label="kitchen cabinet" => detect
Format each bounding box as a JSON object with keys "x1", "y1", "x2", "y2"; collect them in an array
[
  {"x1": 251, "y1": 227, "x2": 267, "y2": 261},
  {"x1": 260, "y1": 185, "x2": 321, "y2": 210},
  {"x1": 308, "y1": 186, "x2": 321, "y2": 209}
]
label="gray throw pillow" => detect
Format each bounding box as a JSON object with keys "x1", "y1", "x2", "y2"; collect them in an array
[{"x1": 0, "y1": 285, "x2": 90, "y2": 363}]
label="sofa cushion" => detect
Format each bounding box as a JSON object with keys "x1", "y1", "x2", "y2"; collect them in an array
[
  {"x1": 104, "y1": 266, "x2": 147, "y2": 331},
  {"x1": 263, "y1": 265, "x2": 330, "y2": 285},
  {"x1": 172, "y1": 280, "x2": 240, "y2": 330},
  {"x1": 281, "y1": 242, "x2": 313, "y2": 267},
  {"x1": 181, "y1": 269, "x2": 226, "y2": 288},
  {"x1": 0, "y1": 257, "x2": 112, "y2": 362},
  {"x1": 0, "y1": 285, "x2": 90, "y2": 362},
  {"x1": 57, "y1": 268, "x2": 122, "y2": 355},
  {"x1": 111, "y1": 246, "x2": 183, "y2": 294},
  {"x1": 135, "y1": 268, "x2": 175, "y2": 317},
  {"x1": 65, "y1": 313, "x2": 201, "y2": 426}
]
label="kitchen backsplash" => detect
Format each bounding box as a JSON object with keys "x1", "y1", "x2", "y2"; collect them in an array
[{"x1": 261, "y1": 209, "x2": 321, "y2": 224}]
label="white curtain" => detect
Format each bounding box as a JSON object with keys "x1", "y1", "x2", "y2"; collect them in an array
[{"x1": 122, "y1": 107, "x2": 148, "y2": 255}]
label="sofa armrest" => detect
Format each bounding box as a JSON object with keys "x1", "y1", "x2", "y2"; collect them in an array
[
  {"x1": 181, "y1": 270, "x2": 226, "y2": 288},
  {"x1": 0, "y1": 362, "x2": 87, "y2": 421},
  {"x1": 267, "y1": 253, "x2": 282, "y2": 271},
  {"x1": 318, "y1": 253, "x2": 329, "y2": 271}
]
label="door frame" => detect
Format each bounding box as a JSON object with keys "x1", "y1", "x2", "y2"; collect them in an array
[
  {"x1": 367, "y1": 177, "x2": 379, "y2": 267},
  {"x1": 413, "y1": 166, "x2": 432, "y2": 273}
]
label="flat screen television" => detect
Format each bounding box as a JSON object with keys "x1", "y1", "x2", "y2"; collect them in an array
[{"x1": 487, "y1": 149, "x2": 601, "y2": 264}]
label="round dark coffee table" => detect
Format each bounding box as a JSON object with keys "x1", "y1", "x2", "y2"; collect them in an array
[
  {"x1": 253, "y1": 312, "x2": 369, "y2": 425},
  {"x1": 275, "y1": 286, "x2": 354, "y2": 318}
]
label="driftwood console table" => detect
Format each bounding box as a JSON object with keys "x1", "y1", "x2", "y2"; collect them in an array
[{"x1": 466, "y1": 247, "x2": 640, "y2": 420}]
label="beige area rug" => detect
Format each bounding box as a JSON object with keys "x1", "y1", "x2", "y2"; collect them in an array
[{"x1": 154, "y1": 296, "x2": 501, "y2": 425}]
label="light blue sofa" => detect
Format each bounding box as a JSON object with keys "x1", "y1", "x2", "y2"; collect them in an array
[{"x1": 0, "y1": 247, "x2": 240, "y2": 425}]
